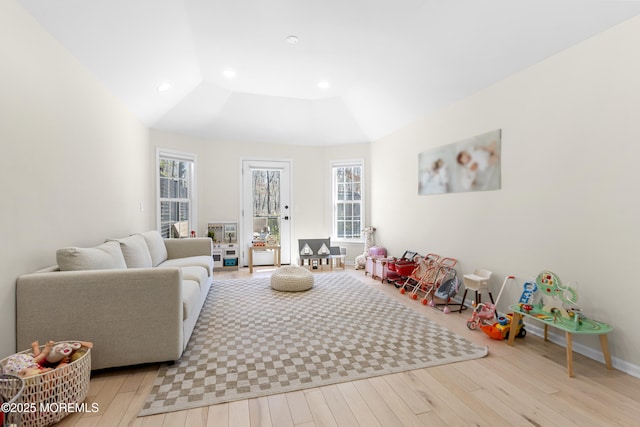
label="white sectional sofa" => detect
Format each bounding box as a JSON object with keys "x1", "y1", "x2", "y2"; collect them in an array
[{"x1": 15, "y1": 231, "x2": 213, "y2": 370}]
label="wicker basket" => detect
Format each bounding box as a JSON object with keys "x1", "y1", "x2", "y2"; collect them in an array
[{"x1": 0, "y1": 341, "x2": 91, "y2": 427}]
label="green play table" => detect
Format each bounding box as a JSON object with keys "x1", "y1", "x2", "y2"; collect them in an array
[{"x1": 507, "y1": 304, "x2": 613, "y2": 377}]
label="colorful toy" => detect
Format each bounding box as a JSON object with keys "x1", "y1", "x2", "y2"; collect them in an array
[
  {"x1": 467, "y1": 275, "x2": 515, "y2": 331},
  {"x1": 481, "y1": 312, "x2": 526, "y2": 340},
  {"x1": 475, "y1": 276, "x2": 528, "y2": 340},
  {"x1": 531, "y1": 270, "x2": 584, "y2": 324},
  {"x1": 511, "y1": 270, "x2": 588, "y2": 331},
  {"x1": 518, "y1": 280, "x2": 538, "y2": 305}
]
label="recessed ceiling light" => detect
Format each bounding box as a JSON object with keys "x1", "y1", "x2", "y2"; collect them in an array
[
  {"x1": 285, "y1": 35, "x2": 299, "y2": 45},
  {"x1": 222, "y1": 69, "x2": 236, "y2": 79},
  {"x1": 156, "y1": 82, "x2": 172, "y2": 92},
  {"x1": 318, "y1": 81, "x2": 330, "y2": 90}
]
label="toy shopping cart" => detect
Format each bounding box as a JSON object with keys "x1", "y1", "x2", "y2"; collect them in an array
[
  {"x1": 1, "y1": 374, "x2": 25, "y2": 427},
  {"x1": 386, "y1": 251, "x2": 419, "y2": 286}
]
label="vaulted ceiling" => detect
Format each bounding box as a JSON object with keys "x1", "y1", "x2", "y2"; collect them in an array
[{"x1": 17, "y1": 0, "x2": 640, "y2": 145}]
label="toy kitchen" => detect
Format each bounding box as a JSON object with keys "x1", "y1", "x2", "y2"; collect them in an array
[{"x1": 208, "y1": 221, "x2": 239, "y2": 270}]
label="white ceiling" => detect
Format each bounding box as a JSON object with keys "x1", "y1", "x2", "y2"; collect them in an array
[{"x1": 17, "y1": 0, "x2": 640, "y2": 146}]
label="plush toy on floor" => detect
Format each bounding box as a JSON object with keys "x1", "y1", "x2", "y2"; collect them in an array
[{"x1": 355, "y1": 226, "x2": 376, "y2": 269}]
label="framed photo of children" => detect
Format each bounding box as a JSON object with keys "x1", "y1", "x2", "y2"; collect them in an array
[{"x1": 418, "y1": 129, "x2": 501, "y2": 195}]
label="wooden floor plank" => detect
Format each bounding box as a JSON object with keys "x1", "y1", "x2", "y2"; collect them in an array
[
  {"x1": 351, "y1": 379, "x2": 404, "y2": 427},
  {"x1": 206, "y1": 404, "x2": 229, "y2": 427},
  {"x1": 228, "y1": 400, "x2": 251, "y2": 427},
  {"x1": 367, "y1": 376, "x2": 425, "y2": 427},
  {"x1": 267, "y1": 393, "x2": 294, "y2": 427},
  {"x1": 335, "y1": 382, "x2": 382, "y2": 427},
  {"x1": 285, "y1": 390, "x2": 314, "y2": 425},
  {"x1": 304, "y1": 389, "x2": 338, "y2": 427},
  {"x1": 249, "y1": 396, "x2": 273, "y2": 427},
  {"x1": 184, "y1": 407, "x2": 208, "y2": 427},
  {"x1": 319, "y1": 384, "x2": 359, "y2": 426}
]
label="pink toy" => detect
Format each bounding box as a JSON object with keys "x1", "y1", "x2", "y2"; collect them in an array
[
  {"x1": 368, "y1": 246, "x2": 387, "y2": 257},
  {"x1": 467, "y1": 275, "x2": 515, "y2": 331}
]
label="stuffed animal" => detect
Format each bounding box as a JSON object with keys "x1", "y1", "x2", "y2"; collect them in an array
[
  {"x1": 2, "y1": 340, "x2": 93, "y2": 377},
  {"x1": 46, "y1": 342, "x2": 82, "y2": 364},
  {"x1": 46, "y1": 341, "x2": 93, "y2": 368},
  {"x1": 354, "y1": 226, "x2": 376, "y2": 269}
]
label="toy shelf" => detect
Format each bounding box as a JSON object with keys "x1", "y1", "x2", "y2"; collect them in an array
[{"x1": 507, "y1": 304, "x2": 613, "y2": 377}]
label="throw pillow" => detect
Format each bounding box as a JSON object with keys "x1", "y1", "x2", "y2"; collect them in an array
[
  {"x1": 137, "y1": 230, "x2": 168, "y2": 267},
  {"x1": 56, "y1": 241, "x2": 127, "y2": 271},
  {"x1": 108, "y1": 234, "x2": 153, "y2": 268}
]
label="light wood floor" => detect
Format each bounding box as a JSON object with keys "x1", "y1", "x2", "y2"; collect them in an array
[{"x1": 56, "y1": 267, "x2": 640, "y2": 427}]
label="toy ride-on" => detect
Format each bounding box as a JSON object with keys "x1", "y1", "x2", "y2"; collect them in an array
[
  {"x1": 466, "y1": 275, "x2": 514, "y2": 331},
  {"x1": 482, "y1": 312, "x2": 527, "y2": 340}
]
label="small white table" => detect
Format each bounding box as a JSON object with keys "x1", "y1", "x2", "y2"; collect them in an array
[{"x1": 248, "y1": 245, "x2": 281, "y2": 273}]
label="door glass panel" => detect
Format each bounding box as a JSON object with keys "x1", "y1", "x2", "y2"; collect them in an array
[{"x1": 252, "y1": 169, "x2": 281, "y2": 244}]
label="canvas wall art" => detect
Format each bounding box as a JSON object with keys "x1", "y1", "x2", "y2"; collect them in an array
[{"x1": 418, "y1": 129, "x2": 501, "y2": 195}]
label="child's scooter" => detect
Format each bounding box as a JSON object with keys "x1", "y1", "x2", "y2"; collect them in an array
[{"x1": 466, "y1": 275, "x2": 515, "y2": 331}]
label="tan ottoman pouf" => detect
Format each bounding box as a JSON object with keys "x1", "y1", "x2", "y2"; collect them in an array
[{"x1": 271, "y1": 265, "x2": 314, "y2": 292}]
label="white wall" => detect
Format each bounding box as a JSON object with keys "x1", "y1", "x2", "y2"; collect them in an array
[
  {"x1": 0, "y1": 0, "x2": 151, "y2": 358},
  {"x1": 149, "y1": 130, "x2": 371, "y2": 263},
  {"x1": 371, "y1": 16, "x2": 640, "y2": 368}
]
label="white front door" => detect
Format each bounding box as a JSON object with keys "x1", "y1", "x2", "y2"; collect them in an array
[{"x1": 241, "y1": 159, "x2": 292, "y2": 266}]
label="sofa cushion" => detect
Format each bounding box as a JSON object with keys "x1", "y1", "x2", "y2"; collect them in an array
[
  {"x1": 56, "y1": 241, "x2": 127, "y2": 271},
  {"x1": 109, "y1": 234, "x2": 153, "y2": 268},
  {"x1": 137, "y1": 231, "x2": 168, "y2": 267},
  {"x1": 159, "y1": 255, "x2": 214, "y2": 277},
  {"x1": 182, "y1": 280, "x2": 200, "y2": 321}
]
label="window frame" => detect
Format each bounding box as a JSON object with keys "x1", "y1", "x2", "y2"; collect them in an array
[
  {"x1": 331, "y1": 159, "x2": 365, "y2": 243},
  {"x1": 156, "y1": 148, "x2": 198, "y2": 238}
]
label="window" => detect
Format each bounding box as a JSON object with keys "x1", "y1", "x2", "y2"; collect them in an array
[
  {"x1": 332, "y1": 160, "x2": 364, "y2": 240},
  {"x1": 158, "y1": 150, "x2": 196, "y2": 238}
]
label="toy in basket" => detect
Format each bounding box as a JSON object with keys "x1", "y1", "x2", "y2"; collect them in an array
[{"x1": 0, "y1": 341, "x2": 92, "y2": 427}]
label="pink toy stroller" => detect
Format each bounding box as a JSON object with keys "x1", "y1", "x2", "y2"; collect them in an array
[
  {"x1": 466, "y1": 275, "x2": 515, "y2": 330},
  {"x1": 398, "y1": 253, "x2": 440, "y2": 297},
  {"x1": 409, "y1": 257, "x2": 457, "y2": 305}
]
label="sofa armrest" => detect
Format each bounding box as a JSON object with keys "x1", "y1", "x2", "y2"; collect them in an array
[
  {"x1": 16, "y1": 268, "x2": 184, "y2": 370},
  {"x1": 163, "y1": 237, "x2": 213, "y2": 260}
]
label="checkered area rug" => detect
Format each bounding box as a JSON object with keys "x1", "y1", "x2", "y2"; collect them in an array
[{"x1": 140, "y1": 273, "x2": 487, "y2": 416}]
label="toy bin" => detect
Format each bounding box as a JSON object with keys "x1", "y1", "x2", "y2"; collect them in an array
[
  {"x1": 394, "y1": 261, "x2": 417, "y2": 276},
  {"x1": 0, "y1": 342, "x2": 91, "y2": 427}
]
